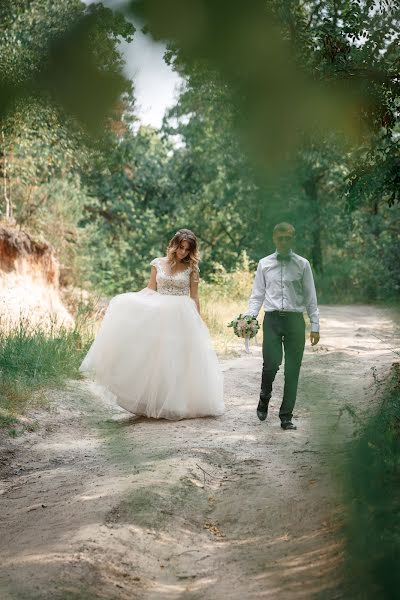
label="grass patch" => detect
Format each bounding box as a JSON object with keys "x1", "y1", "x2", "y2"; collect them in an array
[
  {"x1": 0, "y1": 310, "x2": 94, "y2": 430},
  {"x1": 0, "y1": 412, "x2": 19, "y2": 437},
  {"x1": 343, "y1": 362, "x2": 400, "y2": 599}
]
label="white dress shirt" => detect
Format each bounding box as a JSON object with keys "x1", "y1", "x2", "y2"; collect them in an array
[{"x1": 248, "y1": 250, "x2": 320, "y2": 332}]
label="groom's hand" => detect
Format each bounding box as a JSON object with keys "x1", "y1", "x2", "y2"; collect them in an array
[{"x1": 310, "y1": 332, "x2": 320, "y2": 346}]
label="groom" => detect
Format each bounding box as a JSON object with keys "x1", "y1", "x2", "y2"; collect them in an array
[{"x1": 247, "y1": 222, "x2": 320, "y2": 430}]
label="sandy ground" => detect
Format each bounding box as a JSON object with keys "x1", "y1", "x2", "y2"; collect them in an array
[{"x1": 0, "y1": 305, "x2": 399, "y2": 600}]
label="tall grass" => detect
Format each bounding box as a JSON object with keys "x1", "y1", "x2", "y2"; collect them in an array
[
  {"x1": 0, "y1": 309, "x2": 94, "y2": 430},
  {"x1": 343, "y1": 363, "x2": 400, "y2": 599},
  {"x1": 200, "y1": 252, "x2": 261, "y2": 355}
]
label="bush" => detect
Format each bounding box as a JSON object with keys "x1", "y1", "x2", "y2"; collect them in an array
[{"x1": 343, "y1": 363, "x2": 400, "y2": 599}]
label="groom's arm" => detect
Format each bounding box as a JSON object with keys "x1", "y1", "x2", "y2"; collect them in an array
[
  {"x1": 247, "y1": 260, "x2": 265, "y2": 318},
  {"x1": 302, "y1": 260, "x2": 320, "y2": 345}
]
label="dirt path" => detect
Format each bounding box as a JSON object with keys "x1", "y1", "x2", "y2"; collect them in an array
[{"x1": 1, "y1": 305, "x2": 399, "y2": 600}]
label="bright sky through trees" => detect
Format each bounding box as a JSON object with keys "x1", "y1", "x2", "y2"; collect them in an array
[
  {"x1": 84, "y1": 0, "x2": 182, "y2": 128},
  {"x1": 119, "y1": 29, "x2": 182, "y2": 128}
]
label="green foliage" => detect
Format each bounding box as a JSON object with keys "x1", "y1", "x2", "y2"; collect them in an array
[
  {"x1": 347, "y1": 136, "x2": 400, "y2": 209},
  {"x1": 343, "y1": 365, "x2": 400, "y2": 599},
  {"x1": 131, "y1": 0, "x2": 400, "y2": 158},
  {"x1": 125, "y1": 0, "x2": 400, "y2": 302},
  {"x1": 0, "y1": 0, "x2": 136, "y2": 288},
  {"x1": 0, "y1": 413, "x2": 19, "y2": 437},
  {"x1": 0, "y1": 0, "x2": 134, "y2": 131},
  {"x1": 202, "y1": 251, "x2": 256, "y2": 301},
  {"x1": 162, "y1": 73, "x2": 264, "y2": 275},
  {"x1": 0, "y1": 318, "x2": 93, "y2": 421},
  {"x1": 0, "y1": 0, "x2": 398, "y2": 303},
  {"x1": 80, "y1": 125, "x2": 176, "y2": 294},
  {"x1": 0, "y1": 99, "x2": 93, "y2": 285}
]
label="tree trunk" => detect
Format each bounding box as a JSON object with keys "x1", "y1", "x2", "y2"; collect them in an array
[
  {"x1": 304, "y1": 176, "x2": 323, "y2": 274},
  {"x1": 1, "y1": 130, "x2": 13, "y2": 221}
]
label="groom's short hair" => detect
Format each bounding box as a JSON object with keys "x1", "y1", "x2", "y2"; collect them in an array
[{"x1": 273, "y1": 222, "x2": 295, "y2": 235}]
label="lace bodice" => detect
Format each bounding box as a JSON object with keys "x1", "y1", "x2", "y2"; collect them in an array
[{"x1": 150, "y1": 257, "x2": 192, "y2": 296}]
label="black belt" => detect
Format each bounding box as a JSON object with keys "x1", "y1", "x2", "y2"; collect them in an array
[{"x1": 270, "y1": 310, "x2": 300, "y2": 317}]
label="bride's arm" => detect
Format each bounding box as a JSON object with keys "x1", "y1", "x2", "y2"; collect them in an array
[
  {"x1": 147, "y1": 266, "x2": 157, "y2": 291},
  {"x1": 190, "y1": 271, "x2": 200, "y2": 314}
]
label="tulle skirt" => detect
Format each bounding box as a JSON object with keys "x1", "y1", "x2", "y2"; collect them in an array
[{"x1": 80, "y1": 289, "x2": 224, "y2": 420}]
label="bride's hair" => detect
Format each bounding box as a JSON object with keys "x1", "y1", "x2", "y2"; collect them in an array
[{"x1": 166, "y1": 229, "x2": 200, "y2": 278}]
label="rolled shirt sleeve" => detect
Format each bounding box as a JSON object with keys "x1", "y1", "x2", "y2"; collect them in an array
[
  {"x1": 302, "y1": 261, "x2": 320, "y2": 332},
  {"x1": 248, "y1": 261, "x2": 266, "y2": 318}
]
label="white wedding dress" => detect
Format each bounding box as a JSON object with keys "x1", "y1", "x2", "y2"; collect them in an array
[{"x1": 80, "y1": 258, "x2": 224, "y2": 420}]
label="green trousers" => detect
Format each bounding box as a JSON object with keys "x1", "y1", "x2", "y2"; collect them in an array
[{"x1": 260, "y1": 311, "x2": 305, "y2": 421}]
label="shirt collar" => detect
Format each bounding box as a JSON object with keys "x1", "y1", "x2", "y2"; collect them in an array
[{"x1": 274, "y1": 249, "x2": 294, "y2": 258}]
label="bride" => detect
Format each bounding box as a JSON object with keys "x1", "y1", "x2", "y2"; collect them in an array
[{"x1": 80, "y1": 229, "x2": 224, "y2": 420}]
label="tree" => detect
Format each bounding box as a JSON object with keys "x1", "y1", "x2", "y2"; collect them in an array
[
  {"x1": 162, "y1": 70, "x2": 263, "y2": 273},
  {"x1": 131, "y1": 0, "x2": 399, "y2": 299},
  {"x1": 80, "y1": 124, "x2": 177, "y2": 294},
  {"x1": 0, "y1": 0, "x2": 135, "y2": 286},
  {"x1": 0, "y1": 0, "x2": 134, "y2": 131}
]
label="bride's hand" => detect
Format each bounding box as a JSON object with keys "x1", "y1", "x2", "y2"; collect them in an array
[{"x1": 147, "y1": 265, "x2": 157, "y2": 291}]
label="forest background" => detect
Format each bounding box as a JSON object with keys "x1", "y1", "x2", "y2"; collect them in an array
[
  {"x1": 1, "y1": 0, "x2": 399, "y2": 305},
  {"x1": 0, "y1": 2, "x2": 399, "y2": 598}
]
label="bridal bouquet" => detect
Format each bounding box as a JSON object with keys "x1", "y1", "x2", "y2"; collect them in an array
[{"x1": 228, "y1": 314, "x2": 260, "y2": 353}]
